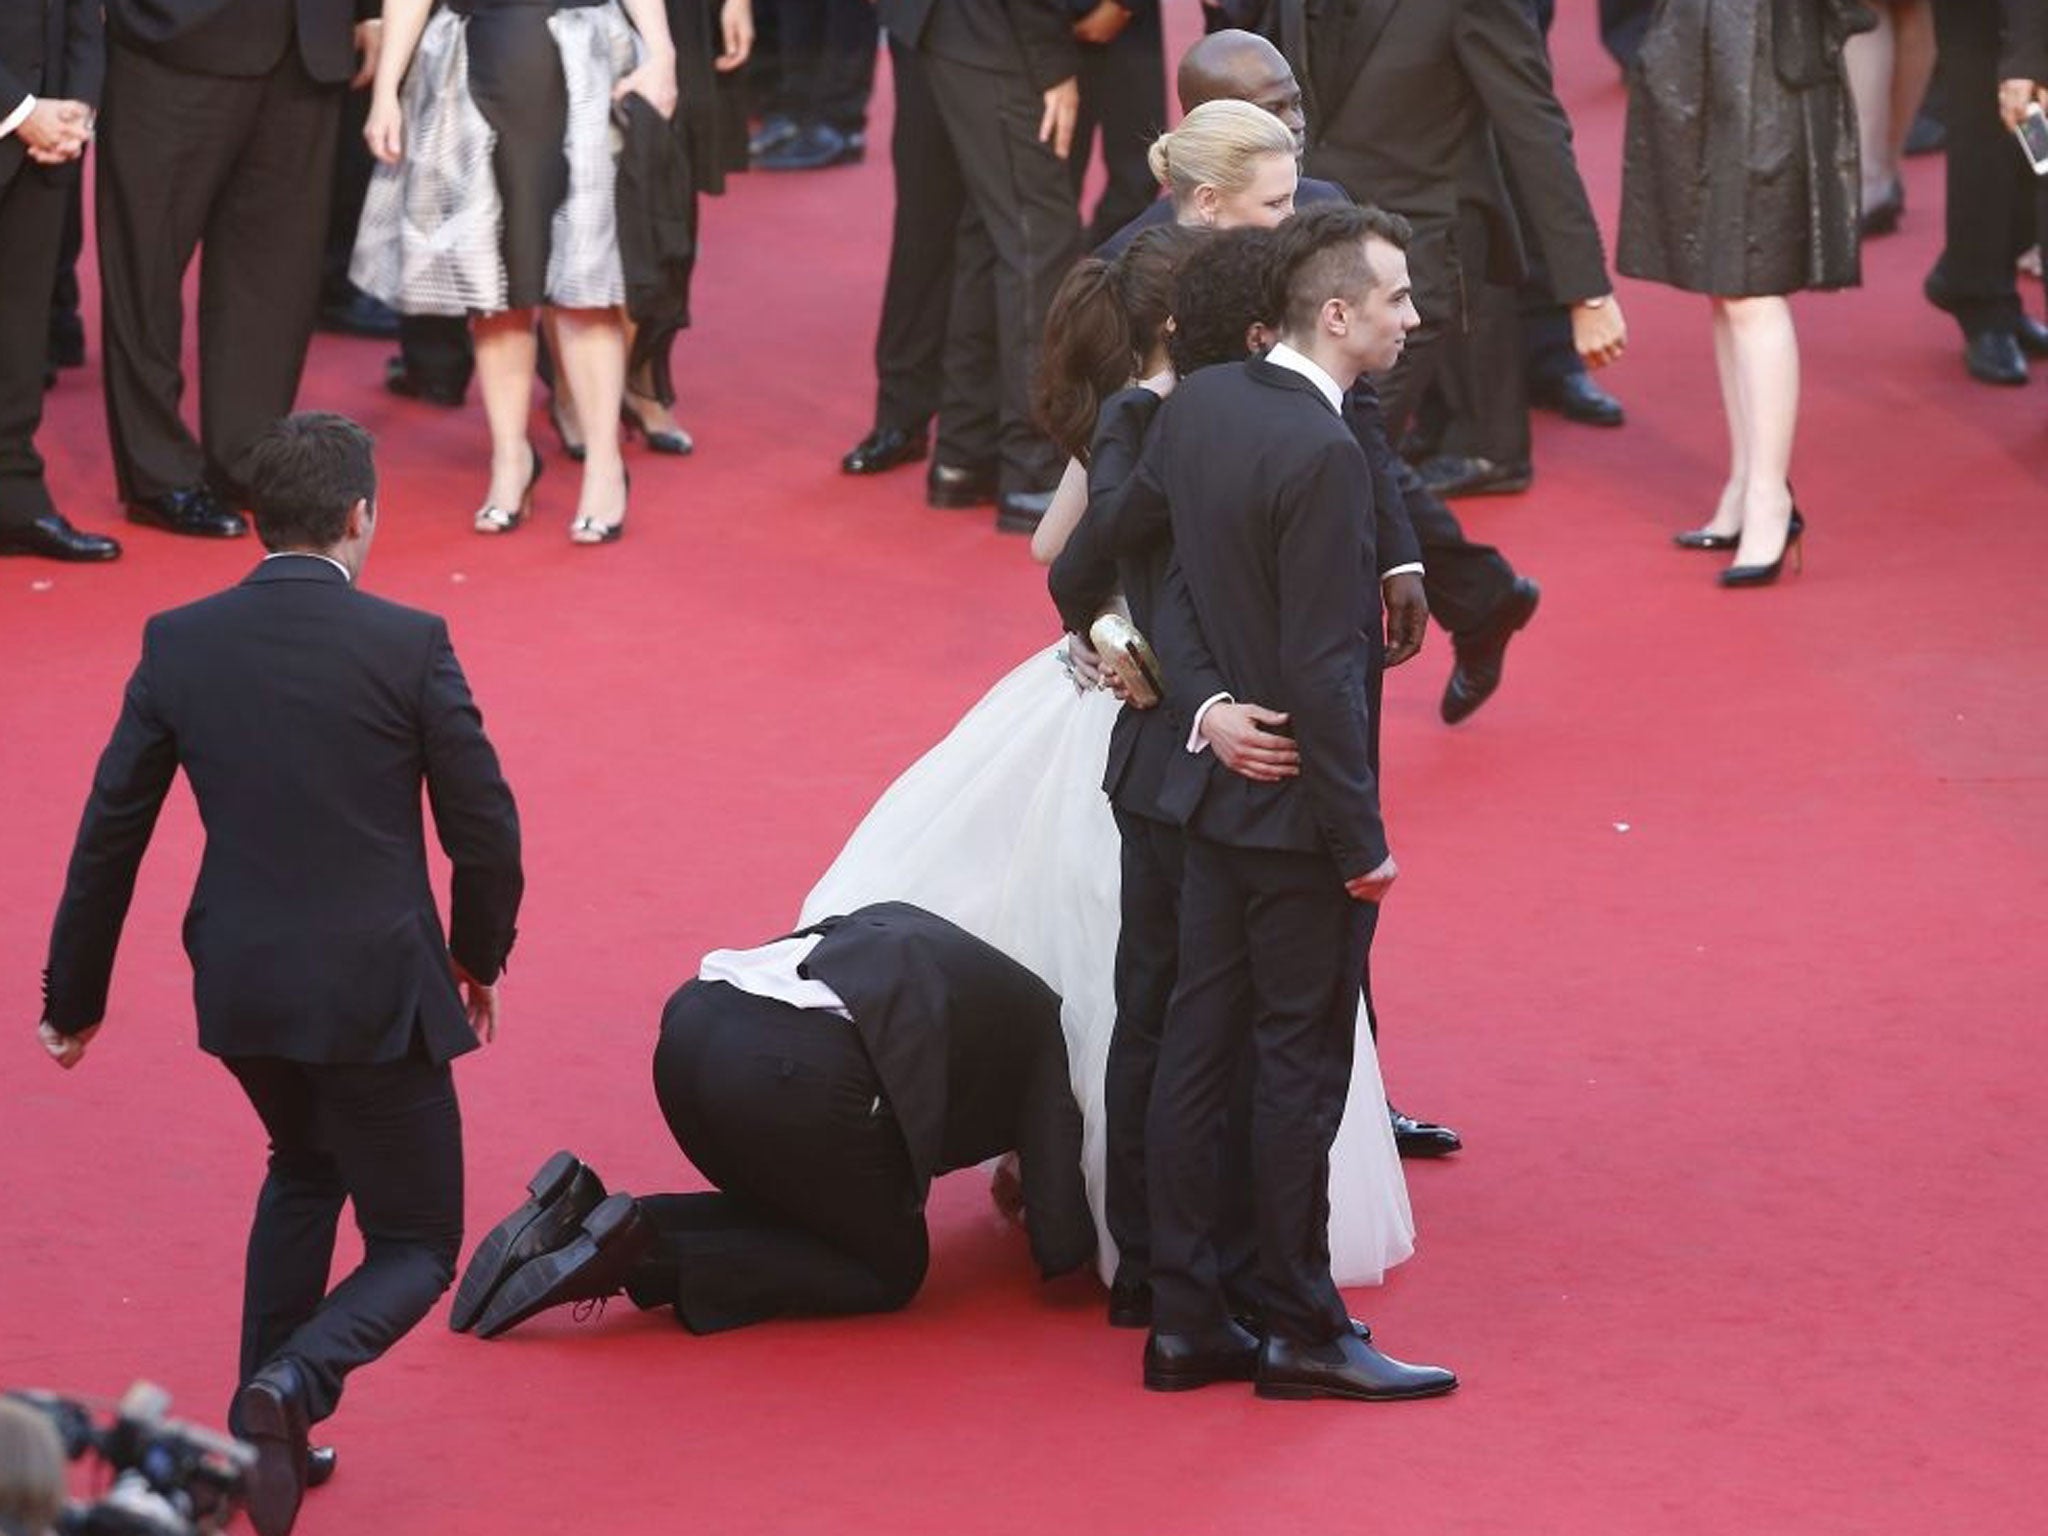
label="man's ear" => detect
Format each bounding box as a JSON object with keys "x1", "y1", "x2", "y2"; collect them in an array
[
  {"x1": 1321, "y1": 295, "x2": 1349, "y2": 337},
  {"x1": 346, "y1": 497, "x2": 374, "y2": 539}
]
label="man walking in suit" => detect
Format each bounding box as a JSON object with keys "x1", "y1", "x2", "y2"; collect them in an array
[
  {"x1": 0, "y1": 0, "x2": 120, "y2": 562},
  {"x1": 448, "y1": 903, "x2": 1095, "y2": 1339},
  {"x1": 96, "y1": 0, "x2": 379, "y2": 538},
  {"x1": 37, "y1": 412, "x2": 523, "y2": 1536},
  {"x1": 1140, "y1": 204, "x2": 1454, "y2": 1401}
]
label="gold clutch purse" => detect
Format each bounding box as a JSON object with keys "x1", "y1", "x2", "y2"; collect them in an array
[{"x1": 1089, "y1": 611, "x2": 1165, "y2": 708}]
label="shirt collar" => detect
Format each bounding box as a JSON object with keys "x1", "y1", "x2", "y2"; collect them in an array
[
  {"x1": 263, "y1": 550, "x2": 352, "y2": 583},
  {"x1": 1262, "y1": 341, "x2": 1345, "y2": 414}
]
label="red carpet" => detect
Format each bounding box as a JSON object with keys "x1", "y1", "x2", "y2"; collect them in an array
[{"x1": 5, "y1": 8, "x2": 2045, "y2": 1531}]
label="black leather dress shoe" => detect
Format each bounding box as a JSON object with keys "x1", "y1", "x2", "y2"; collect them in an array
[
  {"x1": 0, "y1": 511, "x2": 122, "y2": 561},
  {"x1": 1964, "y1": 329, "x2": 2028, "y2": 386},
  {"x1": 1441, "y1": 576, "x2": 1540, "y2": 725},
  {"x1": 1530, "y1": 369, "x2": 1625, "y2": 427},
  {"x1": 1417, "y1": 454, "x2": 1533, "y2": 497},
  {"x1": 450, "y1": 1150, "x2": 608, "y2": 1332},
  {"x1": 475, "y1": 1191, "x2": 653, "y2": 1339},
  {"x1": 1389, "y1": 1106, "x2": 1463, "y2": 1158},
  {"x1": 2015, "y1": 314, "x2": 2048, "y2": 358},
  {"x1": 306, "y1": 1445, "x2": 337, "y2": 1490},
  {"x1": 1143, "y1": 1320, "x2": 1260, "y2": 1392},
  {"x1": 235, "y1": 1358, "x2": 311, "y2": 1536},
  {"x1": 318, "y1": 291, "x2": 401, "y2": 340},
  {"x1": 927, "y1": 461, "x2": 998, "y2": 509},
  {"x1": 384, "y1": 355, "x2": 467, "y2": 408},
  {"x1": 1231, "y1": 1312, "x2": 1374, "y2": 1344},
  {"x1": 125, "y1": 486, "x2": 247, "y2": 539},
  {"x1": 1107, "y1": 1277, "x2": 1152, "y2": 1329},
  {"x1": 842, "y1": 425, "x2": 928, "y2": 476},
  {"x1": 1254, "y1": 1332, "x2": 1458, "y2": 1402},
  {"x1": 996, "y1": 489, "x2": 1055, "y2": 534}
]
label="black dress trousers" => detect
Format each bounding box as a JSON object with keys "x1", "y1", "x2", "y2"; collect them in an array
[
  {"x1": 0, "y1": 160, "x2": 71, "y2": 526},
  {"x1": 868, "y1": 34, "x2": 998, "y2": 466},
  {"x1": 224, "y1": 1050, "x2": 465, "y2": 1425},
  {"x1": 1928, "y1": 0, "x2": 2037, "y2": 331},
  {"x1": 637, "y1": 981, "x2": 930, "y2": 1333},
  {"x1": 96, "y1": 38, "x2": 342, "y2": 501},
  {"x1": 1147, "y1": 838, "x2": 1374, "y2": 1347}
]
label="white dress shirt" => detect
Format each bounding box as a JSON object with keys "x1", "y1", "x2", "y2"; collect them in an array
[{"x1": 699, "y1": 934, "x2": 853, "y2": 1020}]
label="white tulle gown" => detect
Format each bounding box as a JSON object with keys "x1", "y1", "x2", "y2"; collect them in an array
[{"x1": 800, "y1": 641, "x2": 1415, "y2": 1287}]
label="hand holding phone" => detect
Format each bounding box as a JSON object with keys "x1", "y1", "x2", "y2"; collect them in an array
[{"x1": 2014, "y1": 101, "x2": 2048, "y2": 175}]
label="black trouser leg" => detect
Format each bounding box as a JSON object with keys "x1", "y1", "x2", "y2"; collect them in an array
[
  {"x1": 226, "y1": 1053, "x2": 464, "y2": 1424},
  {"x1": 98, "y1": 42, "x2": 256, "y2": 499},
  {"x1": 646, "y1": 982, "x2": 929, "y2": 1333},
  {"x1": 324, "y1": 88, "x2": 376, "y2": 310},
  {"x1": 1149, "y1": 838, "x2": 1370, "y2": 1344},
  {"x1": 937, "y1": 199, "x2": 1002, "y2": 471},
  {"x1": 1376, "y1": 309, "x2": 1521, "y2": 635},
  {"x1": 1929, "y1": 0, "x2": 2033, "y2": 332},
  {"x1": 1073, "y1": 12, "x2": 1170, "y2": 246},
  {"x1": 815, "y1": 0, "x2": 878, "y2": 136},
  {"x1": 196, "y1": 53, "x2": 341, "y2": 498},
  {"x1": 398, "y1": 314, "x2": 476, "y2": 395},
  {"x1": 922, "y1": 52, "x2": 1081, "y2": 495},
  {"x1": 1434, "y1": 276, "x2": 1532, "y2": 464},
  {"x1": 870, "y1": 38, "x2": 963, "y2": 441},
  {"x1": 1105, "y1": 807, "x2": 1184, "y2": 1286},
  {"x1": 0, "y1": 165, "x2": 68, "y2": 525}
]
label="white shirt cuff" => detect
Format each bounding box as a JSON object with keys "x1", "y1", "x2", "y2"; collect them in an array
[
  {"x1": 1188, "y1": 692, "x2": 1233, "y2": 754},
  {"x1": 1382, "y1": 562, "x2": 1424, "y2": 580},
  {"x1": 0, "y1": 95, "x2": 37, "y2": 141}
]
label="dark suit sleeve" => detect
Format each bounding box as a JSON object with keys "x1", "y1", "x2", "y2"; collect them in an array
[
  {"x1": 1047, "y1": 388, "x2": 1164, "y2": 633},
  {"x1": 65, "y1": 0, "x2": 106, "y2": 106},
  {"x1": 1274, "y1": 441, "x2": 1387, "y2": 878},
  {"x1": 1005, "y1": 0, "x2": 1083, "y2": 90},
  {"x1": 1346, "y1": 380, "x2": 1422, "y2": 573},
  {"x1": 1452, "y1": 0, "x2": 1611, "y2": 303},
  {"x1": 1, "y1": 66, "x2": 28, "y2": 125},
  {"x1": 419, "y1": 622, "x2": 524, "y2": 984},
  {"x1": 1016, "y1": 1009, "x2": 1095, "y2": 1277},
  {"x1": 42, "y1": 627, "x2": 181, "y2": 1035}
]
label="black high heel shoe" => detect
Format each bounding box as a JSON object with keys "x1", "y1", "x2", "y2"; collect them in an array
[
  {"x1": 620, "y1": 395, "x2": 694, "y2": 456},
  {"x1": 569, "y1": 470, "x2": 629, "y2": 545},
  {"x1": 1718, "y1": 508, "x2": 1805, "y2": 588},
  {"x1": 548, "y1": 399, "x2": 586, "y2": 463},
  {"x1": 1673, "y1": 527, "x2": 1738, "y2": 551},
  {"x1": 474, "y1": 445, "x2": 543, "y2": 534}
]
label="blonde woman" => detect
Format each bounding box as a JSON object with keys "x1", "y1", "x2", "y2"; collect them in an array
[{"x1": 1150, "y1": 98, "x2": 1298, "y2": 229}]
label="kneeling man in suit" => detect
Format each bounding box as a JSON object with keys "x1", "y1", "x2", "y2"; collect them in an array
[{"x1": 453, "y1": 902, "x2": 1095, "y2": 1338}]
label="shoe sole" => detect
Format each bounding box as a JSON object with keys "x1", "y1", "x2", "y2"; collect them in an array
[
  {"x1": 1254, "y1": 1376, "x2": 1458, "y2": 1402},
  {"x1": 449, "y1": 1151, "x2": 579, "y2": 1333},
  {"x1": 927, "y1": 488, "x2": 998, "y2": 510},
  {"x1": 475, "y1": 1191, "x2": 638, "y2": 1340},
  {"x1": 236, "y1": 1380, "x2": 309, "y2": 1536}
]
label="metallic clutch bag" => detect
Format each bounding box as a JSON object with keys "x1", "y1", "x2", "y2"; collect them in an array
[{"x1": 1089, "y1": 611, "x2": 1165, "y2": 708}]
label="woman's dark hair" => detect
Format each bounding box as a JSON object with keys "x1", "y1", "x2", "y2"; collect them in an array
[
  {"x1": 1035, "y1": 224, "x2": 1206, "y2": 461},
  {"x1": 1168, "y1": 225, "x2": 1280, "y2": 376},
  {"x1": 244, "y1": 412, "x2": 378, "y2": 552}
]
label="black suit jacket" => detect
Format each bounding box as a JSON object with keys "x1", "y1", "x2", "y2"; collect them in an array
[
  {"x1": 1, "y1": 0, "x2": 103, "y2": 185},
  {"x1": 104, "y1": 0, "x2": 371, "y2": 85},
  {"x1": 2003, "y1": 0, "x2": 2048, "y2": 79},
  {"x1": 43, "y1": 556, "x2": 523, "y2": 1064},
  {"x1": 879, "y1": 0, "x2": 1080, "y2": 91},
  {"x1": 797, "y1": 902, "x2": 1095, "y2": 1279},
  {"x1": 1149, "y1": 358, "x2": 1386, "y2": 874},
  {"x1": 1047, "y1": 387, "x2": 1226, "y2": 826},
  {"x1": 1265, "y1": 0, "x2": 1609, "y2": 321}
]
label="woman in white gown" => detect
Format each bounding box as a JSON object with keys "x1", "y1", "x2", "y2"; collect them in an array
[{"x1": 803, "y1": 124, "x2": 1413, "y2": 1290}]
